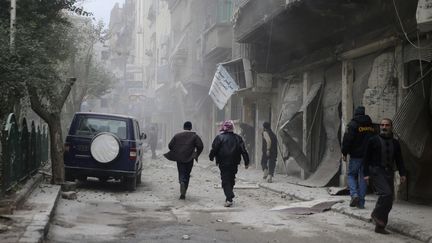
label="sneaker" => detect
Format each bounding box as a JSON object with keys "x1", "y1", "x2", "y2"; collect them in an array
[
  {"x1": 179, "y1": 195, "x2": 185, "y2": 200},
  {"x1": 349, "y1": 196, "x2": 359, "y2": 207},
  {"x1": 375, "y1": 226, "x2": 390, "y2": 234},
  {"x1": 263, "y1": 169, "x2": 269, "y2": 179},
  {"x1": 224, "y1": 200, "x2": 233, "y2": 207},
  {"x1": 267, "y1": 175, "x2": 273, "y2": 183}
]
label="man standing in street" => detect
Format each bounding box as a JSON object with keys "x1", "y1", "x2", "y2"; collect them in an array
[
  {"x1": 261, "y1": 122, "x2": 278, "y2": 183},
  {"x1": 341, "y1": 106, "x2": 375, "y2": 208},
  {"x1": 363, "y1": 118, "x2": 407, "y2": 234},
  {"x1": 165, "y1": 121, "x2": 203, "y2": 200},
  {"x1": 148, "y1": 126, "x2": 158, "y2": 159},
  {"x1": 209, "y1": 120, "x2": 250, "y2": 207}
]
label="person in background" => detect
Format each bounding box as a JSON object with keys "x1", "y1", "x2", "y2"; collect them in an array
[
  {"x1": 165, "y1": 121, "x2": 203, "y2": 200},
  {"x1": 148, "y1": 126, "x2": 158, "y2": 159},
  {"x1": 341, "y1": 106, "x2": 375, "y2": 209},
  {"x1": 261, "y1": 122, "x2": 278, "y2": 183},
  {"x1": 209, "y1": 120, "x2": 249, "y2": 207},
  {"x1": 363, "y1": 118, "x2": 407, "y2": 234}
]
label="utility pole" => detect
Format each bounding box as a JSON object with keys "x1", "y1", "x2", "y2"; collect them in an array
[{"x1": 10, "y1": 0, "x2": 16, "y2": 52}]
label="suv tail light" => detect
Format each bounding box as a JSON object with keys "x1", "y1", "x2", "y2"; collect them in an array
[{"x1": 129, "y1": 147, "x2": 137, "y2": 160}]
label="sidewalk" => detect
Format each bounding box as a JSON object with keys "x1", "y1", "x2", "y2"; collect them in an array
[
  {"x1": 0, "y1": 174, "x2": 61, "y2": 243},
  {"x1": 231, "y1": 165, "x2": 432, "y2": 243}
]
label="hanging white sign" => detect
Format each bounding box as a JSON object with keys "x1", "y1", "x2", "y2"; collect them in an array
[{"x1": 209, "y1": 64, "x2": 239, "y2": 110}]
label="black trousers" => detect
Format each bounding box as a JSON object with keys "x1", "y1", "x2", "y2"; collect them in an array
[
  {"x1": 370, "y1": 166, "x2": 394, "y2": 226},
  {"x1": 219, "y1": 164, "x2": 238, "y2": 202},
  {"x1": 177, "y1": 161, "x2": 194, "y2": 189},
  {"x1": 261, "y1": 154, "x2": 276, "y2": 176}
]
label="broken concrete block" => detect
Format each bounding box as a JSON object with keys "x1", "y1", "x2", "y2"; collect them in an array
[
  {"x1": 182, "y1": 234, "x2": 190, "y2": 240},
  {"x1": 0, "y1": 224, "x2": 11, "y2": 233},
  {"x1": 61, "y1": 191, "x2": 77, "y2": 200},
  {"x1": 61, "y1": 181, "x2": 77, "y2": 192}
]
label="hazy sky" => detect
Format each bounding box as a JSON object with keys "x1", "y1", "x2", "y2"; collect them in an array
[{"x1": 80, "y1": 0, "x2": 125, "y2": 25}]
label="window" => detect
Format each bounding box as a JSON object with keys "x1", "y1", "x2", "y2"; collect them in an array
[
  {"x1": 217, "y1": 0, "x2": 233, "y2": 23},
  {"x1": 74, "y1": 117, "x2": 128, "y2": 139}
]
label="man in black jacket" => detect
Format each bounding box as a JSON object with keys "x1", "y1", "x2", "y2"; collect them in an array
[
  {"x1": 363, "y1": 118, "x2": 407, "y2": 234},
  {"x1": 341, "y1": 106, "x2": 375, "y2": 208},
  {"x1": 209, "y1": 120, "x2": 249, "y2": 207},
  {"x1": 261, "y1": 122, "x2": 278, "y2": 183},
  {"x1": 165, "y1": 121, "x2": 203, "y2": 200}
]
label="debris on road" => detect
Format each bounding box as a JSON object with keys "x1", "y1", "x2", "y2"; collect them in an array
[
  {"x1": 61, "y1": 191, "x2": 77, "y2": 200},
  {"x1": 270, "y1": 199, "x2": 342, "y2": 215},
  {"x1": 214, "y1": 183, "x2": 259, "y2": 189},
  {"x1": 61, "y1": 182, "x2": 77, "y2": 192},
  {"x1": 327, "y1": 187, "x2": 349, "y2": 196}
]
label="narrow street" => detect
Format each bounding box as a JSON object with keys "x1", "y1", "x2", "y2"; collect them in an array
[{"x1": 47, "y1": 156, "x2": 418, "y2": 243}]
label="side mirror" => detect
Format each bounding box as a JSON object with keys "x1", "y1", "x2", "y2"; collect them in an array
[{"x1": 140, "y1": 133, "x2": 147, "y2": 140}]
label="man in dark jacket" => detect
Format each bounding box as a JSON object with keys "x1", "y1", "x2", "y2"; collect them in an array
[
  {"x1": 341, "y1": 106, "x2": 375, "y2": 208},
  {"x1": 209, "y1": 120, "x2": 249, "y2": 207},
  {"x1": 165, "y1": 121, "x2": 203, "y2": 200},
  {"x1": 261, "y1": 122, "x2": 278, "y2": 183},
  {"x1": 363, "y1": 118, "x2": 407, "y2": 234}
]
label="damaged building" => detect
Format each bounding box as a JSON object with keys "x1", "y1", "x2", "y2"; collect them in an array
[
  {"x1": 229, "y1": 0, "x2": 432, "y2": 203},
  {"x1": 107, "y1": 0, "x2": 432, "y2": 203}
]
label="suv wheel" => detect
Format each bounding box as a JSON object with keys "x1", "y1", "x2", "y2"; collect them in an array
[{"x1": 125, "y1": 176, "x2": 137, "y2": 191}]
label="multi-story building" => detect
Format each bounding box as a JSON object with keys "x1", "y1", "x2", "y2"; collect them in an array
[
  {"x1": 231, "y1": 0, "x2": 432, "y2": 202},
  {"x1": 106, "y1": 1, "x2": 137, "y2": 115}
]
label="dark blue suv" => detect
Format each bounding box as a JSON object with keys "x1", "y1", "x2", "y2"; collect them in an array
[{"x1": 64, "y1": 112, "x2": 145, "y2": 191}]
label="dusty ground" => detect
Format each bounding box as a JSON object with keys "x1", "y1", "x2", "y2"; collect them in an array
[{"x1": 46, "y1": 156, "x2": 419, "y2": 243}]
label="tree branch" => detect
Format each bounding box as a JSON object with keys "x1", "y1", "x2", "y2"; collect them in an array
[
  {"x1": 27, "y1": 87, "x2": 51, "y2": 122},
  {"x1": 58, "y1": 77, "x2": 77, "y2": 109}
]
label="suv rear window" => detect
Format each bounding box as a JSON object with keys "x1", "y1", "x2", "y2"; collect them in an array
[{"x1": 74, "y1": 117, "x2": 128, "y2": 139}]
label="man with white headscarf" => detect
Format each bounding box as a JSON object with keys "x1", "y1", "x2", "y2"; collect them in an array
[{"x1": 209, "y1": 120, "x2": 250, "y2": 207}]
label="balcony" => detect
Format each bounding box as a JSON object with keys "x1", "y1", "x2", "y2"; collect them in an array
[
  {"x1": 203, "y1": 23, "x2": 233, "y2": 60},
  {"x1": 233, "y1": 0, "x2": 286, "y2": 42}
]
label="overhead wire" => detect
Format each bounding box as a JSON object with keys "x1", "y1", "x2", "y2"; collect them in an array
[{"x1": 391, "y1": 0, "x2": 432, "y2": 50}]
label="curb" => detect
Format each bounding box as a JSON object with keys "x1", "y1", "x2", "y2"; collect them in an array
[
  {"x1": 15, "y1": 174, "x2": 44, "y2": 209},
  {"x1": 18, "y1": 184, "x2": 61, "y2": 243},
  {"x1": 0, "y1": 173, "x2": 44, "y2": 214},
  {"x1": 258, "y1": 183, "x2": 432, "y2": 242},
  {"x1": 333, "y1": 207, "x2": 432, "y2": 243}
]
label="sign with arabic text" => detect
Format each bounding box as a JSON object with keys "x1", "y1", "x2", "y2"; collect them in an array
[{"x1": 209, "y1": 64, "x2": 239, "y2": 110}]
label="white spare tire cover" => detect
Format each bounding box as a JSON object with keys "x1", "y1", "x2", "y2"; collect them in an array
[{"x1": 90, "y1": 133, "x2": 120, "y2": 163}]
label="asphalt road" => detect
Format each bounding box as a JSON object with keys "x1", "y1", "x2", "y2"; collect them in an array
[{"x1": 46, "y1": 156, "x2": 419, "y2": 243}]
